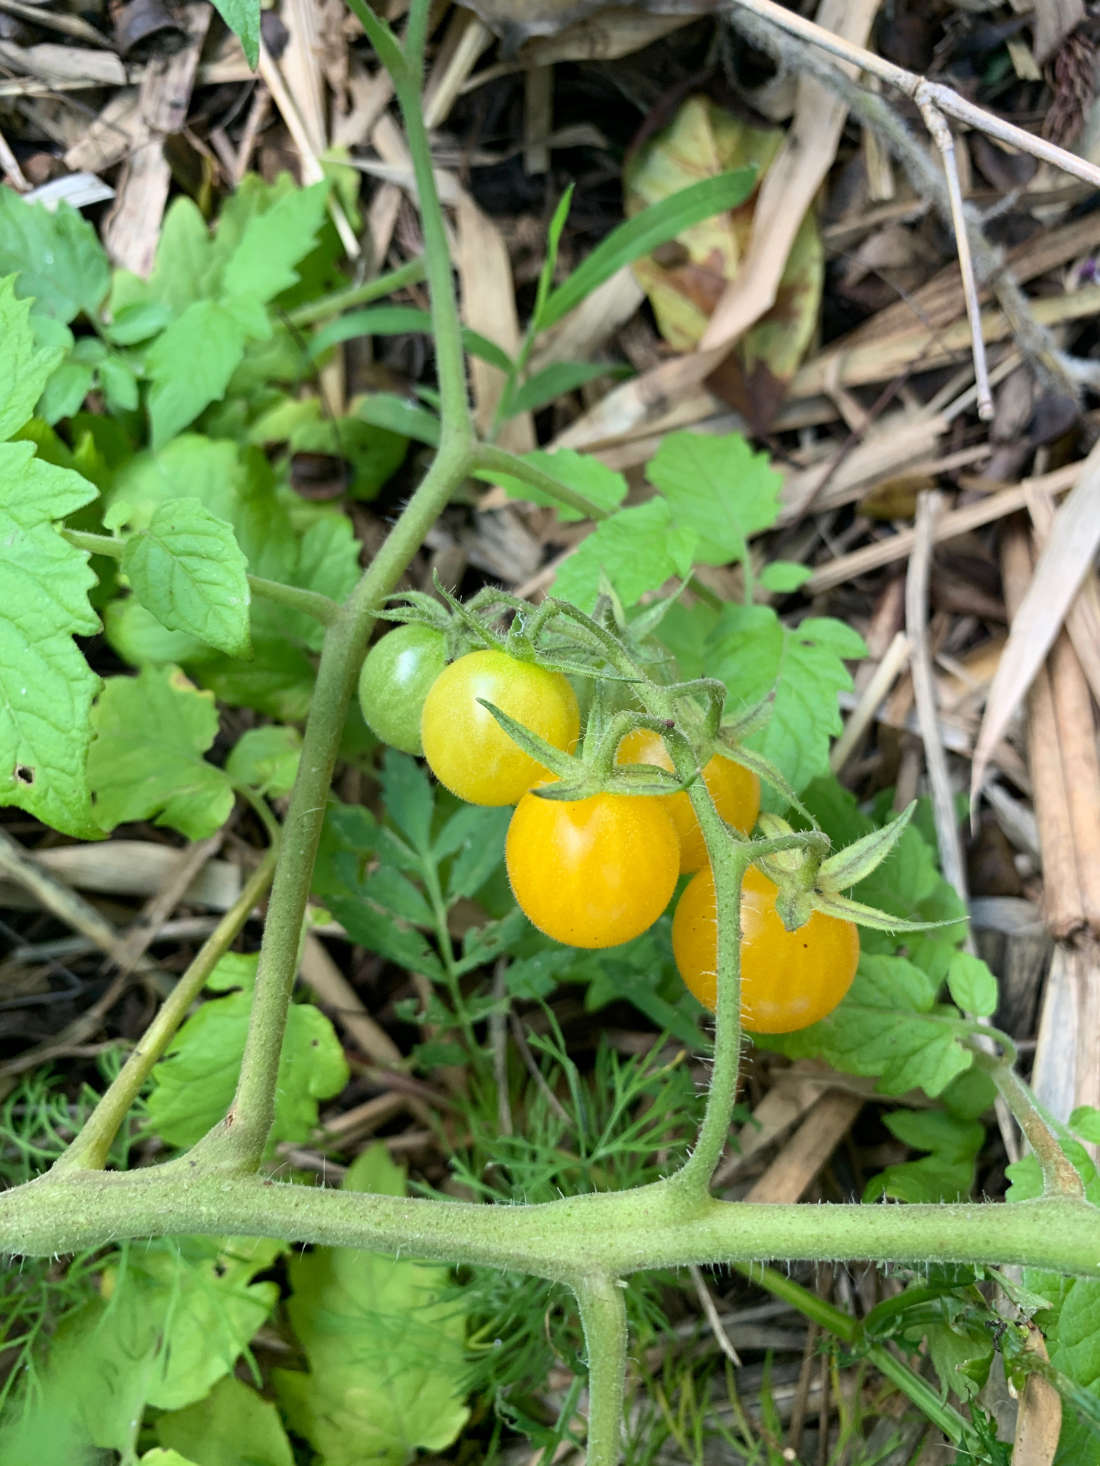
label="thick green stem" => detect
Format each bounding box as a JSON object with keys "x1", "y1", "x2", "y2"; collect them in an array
[
  {"x1": 3, "y1": 1170, "x2": 1097, "y2": 1281},
  {"x1": 51, "y1": 849, "x2": 278, "y2": 1174},
  {"x1": 573, "y1": 1273, "x2": 628, "y2": 1466}
]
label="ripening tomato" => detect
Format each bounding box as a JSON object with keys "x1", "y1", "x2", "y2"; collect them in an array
[
  {"x1": 671, "y1": 864, "x2": 859, "y2": 1033},
  {"x1": 358, "y1": 624, "x2": 448, "y2": 756},
  {"x1": 506, "y1": 788, "x2": 680, "y2": 948},
  {"x1": 420, "y1": 649, "x2": 580, "y2": 806},
  {"x1": 616, "y1": 728, "x2": 760, "y2": 872}
]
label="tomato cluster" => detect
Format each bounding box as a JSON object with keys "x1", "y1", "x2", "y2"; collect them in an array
[{"x1": 359, "y1": 631, "x2": 858, "y2": 1031}]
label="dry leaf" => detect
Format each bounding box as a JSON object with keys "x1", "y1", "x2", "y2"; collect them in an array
[
  {"x1": 457, "y1": 0, "x2": 716, "y2": 50},
  {"x1": 971, "y1": 439, "x2": 1100, "y2": 806}
]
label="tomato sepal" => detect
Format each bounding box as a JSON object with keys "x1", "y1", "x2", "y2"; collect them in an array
[
  {"x1": 816, "y1": 802, "x2": 917, "y2": 893},
  {"x1": 811, "y1": 890, "x2": 965, "y2": 934}
]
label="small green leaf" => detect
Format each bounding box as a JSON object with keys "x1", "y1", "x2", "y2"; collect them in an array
[
  {"x1": 865, "y1": 1109, "x2": 985, "y2": 1203},
  {"x1": 273, "y1": 1146, "x2": 469, "y2": 1466},
  {"x1": 0, "y1": 193, "x2": 109, "y2": 323},
  {"x1": 0, "y1": 347, "x2": 102, "y2": 835},
  {"x1": 311, "y1": 305, "x2": 513, "y2": 372},
  {"x1": 86, "y1": 665, "x2": 234, "y2": 839},
  {"x1": 141, "y1": 1450, "x2": 202, "y2": 1465},
  {"x1": 759, "y1": 560, "x2": 812, "y2": 593},
  {"x1": 648, "y1": 431, "x2": 782, "y2": 569},
  {"x1": 355, "y1": 392, "x2": 441, "y2": 446},
  {"x1": 104, "y1": 597, "x2": 217, "y2": 667},
  {"x1": 553, "y1": 498, "x2": 697, "y2": 611},
  {"x1": 760, "y1": 954, "x2": 975, "y2": 1097},
  {"x1": 538, "y1": 170, "x2": 757, "y2": 329},
  {"x1": 487, "y1": 447, "x2": 628, "y2": 523},
  {"x1": 122, "y1": 499, "x2": 251, "y2": 657},
  {"x1": 946, "y1": 950, "x2": 998, "y2": 1017},
  {"x1": 221, "y1": 180, "x2": 329, "y2": 303},
  {"x1": 156, "y1": 1374, "x2": 294, "y2": 1466},
  {"x1": 210, "y1": 0, "x2": 260, "y2": 67},
  {"x1": 147, "y1": 297, "x2": 269, "y2": 447},
  {"x1": 144, "y1": 952, "x2": 348, "y2": 1148},
  {"x1": 225, "y1": 724, "x2": 302, "y2": 797},
  {"x1": 0, "y1": 276, "x2": 64, "y2": 438}
]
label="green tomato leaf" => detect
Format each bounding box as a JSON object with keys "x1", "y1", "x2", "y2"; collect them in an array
[
  {"x1": 760, "y1": 954, "x2": 974, "y2": 1097},
  {"x1": 946, "y1": 950, "x2": 999, "y2": 1017},
  {"x1": 220, "y1": 179, "x2": 329, "y2": 303},
  {"x1": 553, "y1": 498, "x2": 698, "y2": 611},
  {"x1": 647, "y1": 430, "x2": 782, "y2": 568},
  {"x1": 141, "y1": 1451, "x2": 202, "y2": 1465},
  {"x1": 156, "y1": 1375, "x2": 294, "y2": 1466},
  {"x1": 0, "y1": 277, "x2": 64, "y2": 437},
  {"x1": 274, "y1": 1145, "x2": 469, "y2": 1466},
  {"x1": 144, "y1": 952, "x2": 348, "y2": 1149},
  {"x1": 487, "y1": 447, "x2": 628, "y2": 523},
  {"x1": 706, "y1": 604, "x2": 866, "y2": 797},
  {"x1": 0, "y1": 295, "x2": 101, "y2": 837},
  {"x1": 864, "y1": 1109, "x2": 985, "y2": 1203},
  {"x1": 0, "y1": 192, "x2": 109, "y2": 323},
  {"x1": 122, "y1": 498, "x2": 251, "y2": 657},
  {"x1": 86, "y1": 665, "x2": 234, "y2": 839},
  {"x1": 759, "y1": 560, "x2": 813, "y2": 593},
  {"x1": 38, "y1": 1234, "x2": 283, "y2": 1455},
  {"x1": 147, "y1": 296, "x2": 270, "y2": 448},
  {"x1": 109, "y1": 198, "x2": 213, "y2": 320},
  {"x1": 104, "y1": 596, "x2": 214, "y2": 667},
  {"x1": 225, "y1": 724, "x2": 302, "y2": 797}
]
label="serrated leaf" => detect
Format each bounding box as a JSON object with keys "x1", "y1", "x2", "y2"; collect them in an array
[
  {"x1": 947, "y1": 950, "x2": 999, "y2": 1018},
  {"x1": 759, "y1": 560, "x2": 812, "y2": 593},
  {"x1": 147, "y1": 297, "x2": 269, "y2": 448},
  {"x1": 487, "y1": 447, "x2": 628, "y2": 523},
  {"x1": 706, "y1": 605, "x2": 866, "y2": 797},
  {"x1": 365, "y1": 865, "x2": 436, "y2": 926},
  {"x1": 86, "y1": 665, "x2": 234, "y2": 839},
  {"x1": 144, "y1": 952, "x2": 348, "y2": 1148},
  {"x1": 109, "y1": 199, "x2": 213, "y2": 320},
  {"x1": 274, "y1": 1146, "x2": 469, "y2": 1466},
  {"x1": 865, "y1": 1109, "x2": 985, "y2": 1203},
  {"x1": 0, "y1": 192, "x2": 109, "y2": 322},
  {"x1": 436, "y1": 804, "x2": 511, "y2": 901},
  {"x1": 0, "y1": 408, "x2": 101, "y2": 836},
  {"x1": 156, "y1": 1375, "x2": 294, "y2": 1466},
  {"x1": 647, "y1": 431, "x2": 782, "y2": 568},
  {"x1": 379, "y1": 749, "x2": 435, "y2": 853},
  {"x1": 41, "y1": 1234, "x2": 283, "y2": 1455},
  {"x1": 553, "y1": 498, "x2": 698, "y2": 611},
  {"x1": 759, "y1": 954, "x2": 975, "y2": 1097},
  {"x1": 122, "y1": 499, "x2": 251, "y2": 656},
  {"x1": 0, "y1": 277, "x2": 63, "y2": 439},
  {"x1": 211, "y1": 0, "x2": 260, "y2": 67},
  {"x1": 225, "y1": 724, "x2": 302, "y2": 797},
  {"x1": 221, "y1": 180, "x2": 329, "y2": 302}
]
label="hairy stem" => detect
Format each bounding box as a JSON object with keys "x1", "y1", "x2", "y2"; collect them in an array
[
  {"x1": 187, "y1": 0, "x2": 474, "y2": 1172},
  {"x1": 52, "y1": 848, "x2": 278, "y2": 1173},
  {"x1": 573, "y1": 1273, "x2": 628, "y2": 1466},
  {"x1": 3, "y1": 1169, "x2": 1098, "y2": 1281},
  {"x1": 974, "y1": 1052, "x2": 1085, "y2": 1201}
]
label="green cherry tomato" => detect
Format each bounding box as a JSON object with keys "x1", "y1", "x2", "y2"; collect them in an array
[
  {"x1": 506, "y1": 788, "x2": 680, "y2": 948},
  {"x1": 358, "y1": 624, "x2": 447, "y2": 756},
  {"x1": 616, "y1": 727, "x2": 760, "y2": 872},
  {"x1": 671, "y1": 864, "x2": 859, "y2": 1033},
  {"x1": 420, "y1": 649, "x2": 580, "y2": 805}
]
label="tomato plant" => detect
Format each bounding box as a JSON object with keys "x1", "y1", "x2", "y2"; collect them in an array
[
  {"x1": 420, "y1": 649, "x2": 580, "y2": 805},
  {"x1": 358, "y1": 624, "x2": 447, "y2": 756},
  {"x1": 671, "y1": 863, "x2": 859, "y2": 1033},
  {"x1": 616, "y1": 727, "x2": 760, "y2": 872},
  {"x1": 506, "y1": 788, "x2": 680, "y2": 948}
]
